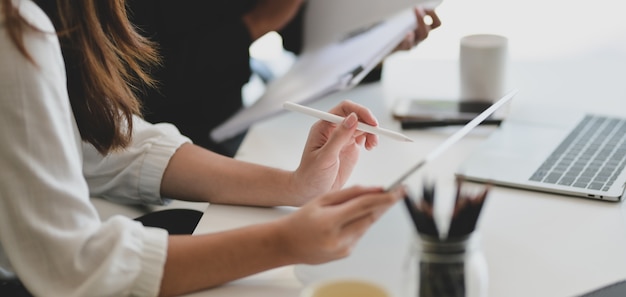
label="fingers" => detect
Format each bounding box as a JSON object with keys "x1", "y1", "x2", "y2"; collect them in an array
[
  {"x1": 329, "y1": 100, "x2": 378, "y2": 127},
  {"x1": 414, "y1": 7, "x2": 430, "y2": 44},
  {"x1": 334, "y1": 186, "x2": 405, "y2": 240},
  {"x1": 426, "y1": 9, "x2": 442, "y2": 29},
  {"x1": 327, "y1": 100, "x2": 379, "y2": 150},
  {"x1": 393, "y1": 7, "x2": 441, "y2": 52},
  {"x1": 396, "y1": 32, "x2": 416, "y2": 51},
  {"x1": 317, "y1": 185, "x2": 383, "y2": 206},
  {"x1": 288, "y1": 186, "x2": 404, "y2": 264},
  {"x1": 413, "y1": 7, "x2": 442, "y2": 45},
  {"x1": 314, "y1": 111, "x2": 361, "y2": 157},
  {"x1": 321, "y1": 185, "x2": 404, "y2": 226}
]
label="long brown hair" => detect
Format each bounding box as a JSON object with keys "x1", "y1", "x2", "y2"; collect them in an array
[{"x1": 1, "y1": 0, "x2": 160, "y2": 154}]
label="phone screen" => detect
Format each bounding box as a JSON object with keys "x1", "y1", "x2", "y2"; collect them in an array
[{"x1": 392, "y1": 99, "x2": 501, "y2": 128}]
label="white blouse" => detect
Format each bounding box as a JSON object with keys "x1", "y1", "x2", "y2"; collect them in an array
[{"x1": 0, "y1": 1, "x2": 191, "y2": 296}]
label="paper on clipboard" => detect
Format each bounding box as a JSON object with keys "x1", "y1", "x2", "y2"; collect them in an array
[
  {"x1": 301, "y1": 0, "x2": 441, "y2": 52},
  {"x1": 210, "y1": 1, "x2": 441, "y2": 142}
]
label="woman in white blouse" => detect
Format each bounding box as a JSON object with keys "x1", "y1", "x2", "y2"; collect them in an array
[{"x1": 0, "y1": 0, "x2": 406, "y2": 296}]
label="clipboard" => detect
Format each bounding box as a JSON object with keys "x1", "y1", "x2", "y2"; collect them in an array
[{"x1": 210, "y1": 1, "x2": 441, "y2": 142}]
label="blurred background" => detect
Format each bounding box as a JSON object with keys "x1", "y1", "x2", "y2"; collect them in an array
[
  {"x1": 243, "y1": 0, "x2": 626, "y2": 108},
  {"x1": 394, "y1": 0, "x2": 625, "y2": 61},
  {"x1": 251, "y1": 0, "x2": 626, "y2": 61},
  {"x1": 245, "y1": 0, "x2": 626, "y2": 104}
]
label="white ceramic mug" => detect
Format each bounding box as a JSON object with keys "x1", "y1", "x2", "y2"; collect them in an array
[
  {"x1": 300, "y1": 278, "x2": 391, "y2": 297},
  {"x1": 459, "y1": 34, "x2": 509, "y2": 103}
]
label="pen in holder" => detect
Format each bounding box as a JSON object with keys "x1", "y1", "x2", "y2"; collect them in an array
[{"x1": 403, "y1": 177, "x2": 490, "y2": 297}]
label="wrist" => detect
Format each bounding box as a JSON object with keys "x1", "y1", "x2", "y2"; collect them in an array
[
  {"x1": 269, "y1": 217, "x2": 300, "y2": 265},
  {"x1": 288, "y1": 169, "x2": 312, "y2": 206}
]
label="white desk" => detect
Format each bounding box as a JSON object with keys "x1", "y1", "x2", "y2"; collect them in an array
[{"x1": 188, "y1": 53, "x2": 626, "y2": 297}]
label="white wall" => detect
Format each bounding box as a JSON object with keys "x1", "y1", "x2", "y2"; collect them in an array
[{"x1": 405, "y1": 0, "x2": 626, "y2": 61}]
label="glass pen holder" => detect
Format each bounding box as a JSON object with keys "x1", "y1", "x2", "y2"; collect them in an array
[{"x1": 404, "y1": 232, "x2": 488, "y2": 297}]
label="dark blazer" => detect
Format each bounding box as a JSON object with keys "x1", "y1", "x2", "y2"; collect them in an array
[
  {"x1": 128, "y1": 0, "x2": 305, "y2": 155},
  {"x1": 127, "y1": 1, "x2": 385, "y2": 156}
]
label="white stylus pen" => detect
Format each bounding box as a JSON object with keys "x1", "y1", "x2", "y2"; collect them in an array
[{"x1": 283, "y1": 101, "x2": 413, "y2": 142}]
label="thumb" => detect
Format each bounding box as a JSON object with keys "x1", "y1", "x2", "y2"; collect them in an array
[{"x1": 321, "y1": 112, "x2": 360, "y2": 154}]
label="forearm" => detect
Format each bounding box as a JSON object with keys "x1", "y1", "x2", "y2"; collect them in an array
[
  {"x1": 242, "y1": 0, "x2": 305, "y2": 40},
  {"x1": 157, "y1": 185, "x2": 405, "y2": 296},
  {"x1": 160, "y1": 143, "x2": 298, "y2": 206},
  {"x1": 158, "y1": 220, "x2": 293, "y2": 297}
]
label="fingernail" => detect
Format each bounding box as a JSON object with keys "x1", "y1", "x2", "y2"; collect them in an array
[{"x1": 343, "y1": 113, "x2": 357, "y2": 128}]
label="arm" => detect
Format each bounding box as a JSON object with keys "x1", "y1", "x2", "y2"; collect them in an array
[
  {"x1": 0, "y1": 4, "x2": 167, "y2": 296},
  {"x1": 159, "y1": 185, "x2": 403, "y2": 296},
  {"x1": 160, "y1": 100, "x2": 380, "y2": 206},
  {"x1": 155, "y1": 99, "x2": 406, "y2": 297},
  {"x1": 149, "y1": 85, "x2": 402, "y2": 296},
  {"x1": 242, "y1": 0, "x2": 305, "y2": 40},
  {"x1": 2, "y1": 3, "x2": 401, "y2": 297},
  {"x1": 83, "y1": 118, "x2": 191, "y2": 205}
]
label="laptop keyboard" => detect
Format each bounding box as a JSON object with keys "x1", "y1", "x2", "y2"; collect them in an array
[{"x1": 529, "y1": 115, "x2": 626, "y2": 192}]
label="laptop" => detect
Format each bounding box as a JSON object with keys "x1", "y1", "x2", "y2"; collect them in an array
[{"x1": 457, "y1": 107, "x2": 626, "y2": 202}]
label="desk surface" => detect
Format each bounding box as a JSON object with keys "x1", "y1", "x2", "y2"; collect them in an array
[{"x1": 188, "y1": 55, "x2": 626, "y2": 297}]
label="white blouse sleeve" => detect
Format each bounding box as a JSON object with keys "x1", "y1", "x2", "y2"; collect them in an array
[
  {"x1": 0, "y1": 1, "x2": 180, "y2": 296},
  {"x1": 83, "y1": 117, "x2": 191, "y2": 206}
]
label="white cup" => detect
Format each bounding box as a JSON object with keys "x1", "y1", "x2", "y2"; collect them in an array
[
  {"x1": 300, "y1": 278, "x2": 391, "y2": 297},
  {"x1": 459, "y1": 34, "x2": 509, "y2": 103}
]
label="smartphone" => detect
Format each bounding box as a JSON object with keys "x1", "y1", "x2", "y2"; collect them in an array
[{"x1": 392, "y1": 98, "x2": 502, "y2": 129}]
